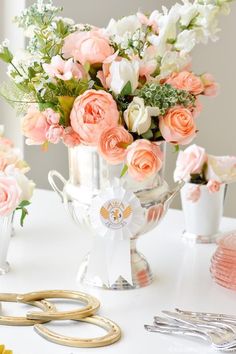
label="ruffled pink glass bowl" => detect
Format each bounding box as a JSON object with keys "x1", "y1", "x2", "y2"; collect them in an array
[{"x1": 210, "y1": 233, "x2": 236, "y2": 290}]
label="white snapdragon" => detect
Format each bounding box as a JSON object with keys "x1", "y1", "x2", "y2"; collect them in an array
[
  {"x1": 194, "y1": 4, "x2": 220, "y2": 42},
  {"x1": 175, "y1": 29, "x2": 197, "y2": 53},
  {"x1": 148, "y1": 4, "x2": 181, "y2": 57},
  {"x1": 179, "y1": 1, "x2": 199, "y2": 27},
  {"x1": 124, "y1": 97, "x2": 160, "y2": 135},
  {"x1": 159, "y1": 51, "x2": 191, "y2": 79},
  {"x1": 109, "y1": 59, "x2": 139, "y2": 95},
  {"x1": 106, "y1": 15, "x2": 142, "y2": 45}
]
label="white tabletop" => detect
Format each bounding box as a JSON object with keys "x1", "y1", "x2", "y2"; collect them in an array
[{"x1": 1, "y1": 189, "x2": 236, "y2": 354}]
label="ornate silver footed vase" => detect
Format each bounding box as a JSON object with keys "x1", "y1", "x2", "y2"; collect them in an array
[{"x1": 49, "y1": 145, "x2": 184, "y2": 290}]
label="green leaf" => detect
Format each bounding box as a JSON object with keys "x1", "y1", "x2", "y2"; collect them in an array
[
  {"x1": 154, "y1": 131, "x2": 162, "y2": 139},
  {"x1": 120, "y1": 81, "x2": 132, "y2": 96},
  {"x1": 120, "y1": 164, "x2": 128, "y2": 178},
  {"x1": 20, "y1": 208, "x2": 28, "y2": 227},
  {"x1": 58, "y1": 96, "x2": 75, "y2": 126},
  {"x1": 173, "y1": 144, "x2": 180, "y2": 153},
  {"x1": 18, "y1": 200, "x2": 31, "y2": 208},
  {"x1": 141, "y1": 130, "x2": 153, "y2": 140}
]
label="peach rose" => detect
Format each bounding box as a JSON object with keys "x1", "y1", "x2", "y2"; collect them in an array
[
  {"x1": 62, "y1": 127, "x2": 81, "y2": 148},
  {"x1": 201, "y1": 73, "x2": 219, "y2": 97},
  {"x1": 70, "y1": 90, "x2": 119, "y2": 145},
  {"x1": 0, "y1": 175, "x2": 21, "y2": 216},
  {"x1": 166, "y1": 71, "x2": 204, "y2": 95},
  {"x1": 159, "y1": 106, "x2": 196, "y2": 145},
  {"x1": 98, "y1": 126, "x2": 133, "y2": 165},
  {"x1": 126, "y1": 140, "x2": 163, "y2": 181},
  {"x1": 62, "y1": 29, "x2": 114, "y2": 65},
  {"x1": 207, "y1": 180, "x2": 221, "y2": 193},
  {"x1": 174, "y1": 144, "x2": 208, "y2": 182},
  {"x1": 22, "y1": 109, "x2": 50, "y2": 145}
]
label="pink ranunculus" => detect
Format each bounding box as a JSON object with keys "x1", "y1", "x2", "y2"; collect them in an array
[
  {"x1": 70, "y1": 90, "x2": 119, "y2": 145},
  {"x1": 46, "y1": 125, "x2": 64, "y2": 144},
  {"x1": 62, "y1": 29, "x2": 114, "y2": 65},
  {"x1": 0, "y1": 175, "x2": 21, "y2": 216},
  {"x1": 21, "y1": 109, "x2": 50, "y2": 145},
  {"x1": 207, "y1": 180, "x2": 221, "y2": 193},
  {"x1": 186, "y1": 185, "x2": 201, "y2": 203},
  {"x1": 44, "y1": 108, "x2": 60, "y2": 125},
  {"x1": 166, "y1": 71, "x2": 204, "y2": 95},
  {"x1": 43, "y1": 55, "x2": 74, "y2": 81},
  {"x1": 174, "y1": 144, "x2": 208, "y2": 182},
  {"x1": 126, "y1": 140, "x2": 163, "y2": 181},
  {"x1": 62, "y1": 127, "x2": 81, "y2": 148},
  {"x1": 98, "y1": 126, "x2": 133, "y2": 165},
  {"x1": 159, "y1": 106, "x2": 196, "y2": 145},
  {"x1": 201, "y1": 73, "x2": 219, "y2": 97}
]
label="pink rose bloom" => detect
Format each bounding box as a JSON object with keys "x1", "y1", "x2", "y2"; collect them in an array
[
  {"x1": 43, "y1": 55, "x2": 74, "y2": 81},
  {"x1": 0, "y1": 175, "x2": 21, "y2": 216},
  {"x1": 44, "y1": 108, "x2": 60, "y2": 125},
  {"x1": 70, "y1": 90, "x2": 119, "y2": 145},
  {"x1": 126, "y1": 140, "x2": 163, "y2": 181},
  {"x1": 62, "y1": 29, "x2": 114, "y2": 65},
  {"x1": 159, "y1": 106, "x2": 196, "y2": 145},
  {"x1": 62, "y1": 127, "x2": 81, "y2": 148},
  {"x1": 186, "y1": 185, "x2": 201, "y2": 203},
  {"x1": 201, "y1": 73, "x2": 219, "y2": 97},
  {"x1": 46, "y1": 125, "x2": 64, "y2": 144},
  {"x1": 0, "y1": 150, "x2": 19, "y2": 172},
  {"x1": 174, "y1": 144, "x2": 208, "y2": 182},
  {"x1": 98, "y1": 126, "x2": 133, "y2": 165},
  {"x1": 207, "y1": 180, "x2": 221, "y2": 193},
  {"x1": 166, "y1": 71, "x2": 204, "y2": 95},
  {"x1": 21, "y1": 109, "x2": 50, "y2": 145}
]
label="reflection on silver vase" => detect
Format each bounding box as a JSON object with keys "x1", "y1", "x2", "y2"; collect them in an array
[{"x1": 49, "y1": 144, "x2": 184, "y2": 290}]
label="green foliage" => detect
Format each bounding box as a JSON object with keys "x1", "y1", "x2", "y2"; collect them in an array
[
  {"x1": 16, "y1": 200, "x2": 31, "y2": 227},
  {"x1": 120, "y1": 164, "x2": 128, "y2": 177},
  {"x1": 120, "y1": 81, "x2": 132, "y2": 96},
  {"x1": 136, "y1": 83, "x2": 196, "y2": 116}
]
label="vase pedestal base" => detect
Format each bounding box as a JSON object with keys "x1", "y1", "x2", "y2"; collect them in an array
[
  {"x1": 181, "y1": 231, "x2": 219, "y2": 244},
  {"x1": 0, "y1": 262, "x2": 10, "y2": 275},
  {"x1": 77, "y1": 250, "x2": 153, "y2": 290}
]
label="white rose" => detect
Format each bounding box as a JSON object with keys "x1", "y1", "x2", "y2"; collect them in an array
[
  {"x1": 175, "y1": 29, "x2": 197, "y2": 53},
  {"x1": 106, "y1": 15, "x2": 141, "y2": 44},
  {"x1": 5, "y1": 165, "x2": 35, "y2": 202},
  {"x1": 124, "y1": 97, "x2": 160, "y2": 135},
  {"x1": 109, "y1": 59, "x2": 139, "y2": 95}
]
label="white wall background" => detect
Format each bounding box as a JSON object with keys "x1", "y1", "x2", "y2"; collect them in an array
[{"x1": 1, "y1": 0, "x2": 236, "y2": 217}]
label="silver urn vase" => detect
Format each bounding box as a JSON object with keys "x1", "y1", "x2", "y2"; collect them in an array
[{"x1": 49, "y1": 144, "x2": 183, "y2": 290}]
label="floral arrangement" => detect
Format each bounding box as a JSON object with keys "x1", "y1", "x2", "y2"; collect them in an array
[
  {"x1": 174, "y1": 144, "x2": 236, "y2": 201},
  {"x1": 0, "y1": 0, "x2": 233, "y2": 181},
  {"x1": 0, "y1": 127, "x2": 35, "y2": 224}
]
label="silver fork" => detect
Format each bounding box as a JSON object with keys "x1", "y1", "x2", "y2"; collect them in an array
[
  {"x1": 175, "y1": 308, "x2": 236, "y2": 325},
  {"x1": 162, "y1": 311, "x2": 236, "y2": 349},
  {"x1": 144, "y1": 324, "x2": 236, "y2": 352}
]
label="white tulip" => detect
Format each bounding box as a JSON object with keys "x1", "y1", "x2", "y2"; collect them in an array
[
  {"x1": 124, "y1": 97, "x2": 160, "y2": 135},
  {"x1": 5, "y1": 165, "x2": 35, "y2": 202},
  {"x1": 109, "y1": 59, "x2": 139, "y2": 95}
]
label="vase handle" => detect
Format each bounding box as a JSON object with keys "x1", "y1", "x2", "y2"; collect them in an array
[{"x1": 48, "y1": 170, "x2": 67, "y2": 203}]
